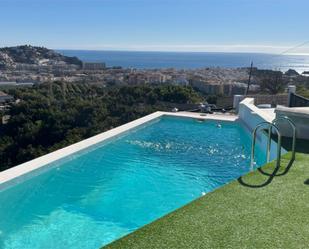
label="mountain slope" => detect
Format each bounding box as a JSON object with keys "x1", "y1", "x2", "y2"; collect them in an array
[{"x1": 0, "y1": 45, "x2": 82, "y2": 69}]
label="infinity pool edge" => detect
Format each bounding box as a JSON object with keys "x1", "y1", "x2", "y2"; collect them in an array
[{"x1": 0, "y1": 111, "x2": 237, "y2": 190}]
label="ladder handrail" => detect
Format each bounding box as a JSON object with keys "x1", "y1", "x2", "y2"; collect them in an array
[
  {"x1": 272, "y1": 116, "x2": 296, "y2": 160},
  {"x1": 242, "y1": 117, "x2": 296, "y2": 187},
  {"x1": 251, "y1": 122, "x2": 282, "y2": 172}
]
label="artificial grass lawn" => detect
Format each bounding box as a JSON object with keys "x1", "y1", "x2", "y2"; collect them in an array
[{"x1": 104, "y1": 152, "x2": 309, "y2": 249}]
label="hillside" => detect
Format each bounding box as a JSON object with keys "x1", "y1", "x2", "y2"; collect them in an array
[
  {"x1": 0, "y1": 83, "x2": 202, "y2": 170},
  {"x1": 0, "y1": 45, "x2": 82, "y2": 69}
]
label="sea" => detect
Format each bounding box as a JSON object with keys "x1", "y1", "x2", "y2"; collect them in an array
[{"x1": 58, "y1": 50, "x2": 309, "y2": 73}]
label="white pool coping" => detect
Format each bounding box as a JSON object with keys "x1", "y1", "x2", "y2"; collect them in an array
[
  {"x1": 168, "y1": 111, "x2": 238, "y2": 121},
  {"x1": 0, "y1": 111, "x2": 238, "y2": 189}
]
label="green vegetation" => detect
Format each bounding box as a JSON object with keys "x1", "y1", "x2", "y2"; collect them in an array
[
  {"x1": 105, "y1": 151, "x2": 309, "y2": 249},
  {"x1": 252, "y1": 68, "x2": 309, "y2": 96},
  {"x1": 296, "y1": 85, "x2": 309, "y2": 98},
  {"x1": 258, "y1": 71, "x2": 285, "y2": 94},
  {"x1": 0, "y1": 83, "x2": 202, "y2": 171}
]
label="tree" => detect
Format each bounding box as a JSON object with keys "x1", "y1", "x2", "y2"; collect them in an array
[
  {"x1": 0, "y1": 83, "x2": 203, "y2": 170},
  {"x1": 259, "y1": 72, "x2": 285, "y2": 94}
]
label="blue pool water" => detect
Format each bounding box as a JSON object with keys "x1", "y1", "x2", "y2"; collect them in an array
[{"x1": 0, "y1": 117, "x2": 266, "y2": 248}]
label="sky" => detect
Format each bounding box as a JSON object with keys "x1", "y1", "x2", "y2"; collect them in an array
[{"x1": 1, "y1": 0, "x2": 309, "y2": 54}]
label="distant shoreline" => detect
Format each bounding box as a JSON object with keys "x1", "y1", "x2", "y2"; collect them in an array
[
  {"x1": 58, "y1": 49, "x2": 279, "y2": 55},
  {"x1": 58, "y1": 50, "x2": 309, "y2": 73},
  {"x1": 57, "y1": 49, "x2": 309, "y2": 57}
]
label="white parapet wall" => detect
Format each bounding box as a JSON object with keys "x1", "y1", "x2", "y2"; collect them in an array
[
  {"x1": 238, "y1": 98, "x2": 275, "y2": 131},
  {"x1": 238, "y1": 98, "x2": 283, "y2": 161},
  {"x1": 239, "y1": 93, "x2": 309, "y2": 140},
  {"x1": 275, "y1": 106, "x2": 309, "y2": 140}
]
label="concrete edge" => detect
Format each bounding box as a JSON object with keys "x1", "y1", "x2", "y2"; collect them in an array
[
  {"x1": 239, "y1": 98, "x2": 275, "y2": 123},
  {"x1": 0, "y1": 111, "x2": 237, "y2": 188}
]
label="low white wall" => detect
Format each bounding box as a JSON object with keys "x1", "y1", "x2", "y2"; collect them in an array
[
  {"x1": 238, "y1": 98, "x2": 283, "y2": 161},
  {"x1": 238, "y1": 98, "x2": 274, "y2": 131},
  {"x1": 239, "y1": 96, "x2": 309, "y2": 140},
  {"x1": 275, "y1": 107, "x2": 309, "y2": 140}
]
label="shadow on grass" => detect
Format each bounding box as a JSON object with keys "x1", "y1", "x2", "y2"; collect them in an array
[
  {"x1": 238, "y1": 136, "x2": 309, "y2": 188},
  {"x1": 258, "y1": 158, "x2": 295, "y2": 177},
  {"x1": 237, "y1": 165, "x2": 281, "y2": 188},
  {"x1": 238, "y1": 156, "x2": 295, "y2": 188}
]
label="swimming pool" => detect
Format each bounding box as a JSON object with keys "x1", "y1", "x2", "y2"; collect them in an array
[{"x1": 0, "y1": 116, "x2": 267, "y2": 248}]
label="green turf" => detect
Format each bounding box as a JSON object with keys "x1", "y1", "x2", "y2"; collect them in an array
[{"x1": 104, "y1": 151, "x2": 309, "y2": 249}]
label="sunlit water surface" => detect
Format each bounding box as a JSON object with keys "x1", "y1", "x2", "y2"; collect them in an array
[{"x1": 0, "y1": 117, "x2": 266, "y2": 249}]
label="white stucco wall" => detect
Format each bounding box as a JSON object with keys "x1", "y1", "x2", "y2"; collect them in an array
[
  {"x1": 275, "y1": 107, "x2": 309, "y2": 140},
  {"x1": 238, "y1": 98, "x2": 284, "y2": 162}
]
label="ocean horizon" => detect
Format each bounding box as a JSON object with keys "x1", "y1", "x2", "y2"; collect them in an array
[{"x1": 59, "y1": 50, "x2": 309, "y2": 73}]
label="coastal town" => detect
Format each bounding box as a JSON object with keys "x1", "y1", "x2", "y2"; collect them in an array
[
  {"x1": 1, "y1": 45, "x2": 308, "y2": 98},
  {"x1": 0, "y1": 46, "x2": 305, "y2": 96}
]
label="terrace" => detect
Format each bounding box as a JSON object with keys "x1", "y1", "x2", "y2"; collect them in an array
[
  {"x1": 0, "y1": 88, "x2": 309, "y2": 249},
  {"x1": 103, "y1": 89, "x2": 309, "y2": 248}
]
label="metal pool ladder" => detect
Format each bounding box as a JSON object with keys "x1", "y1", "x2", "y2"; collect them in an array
[{"x1": 251, "y1": 116, "x2": 296, "y2": 172}]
